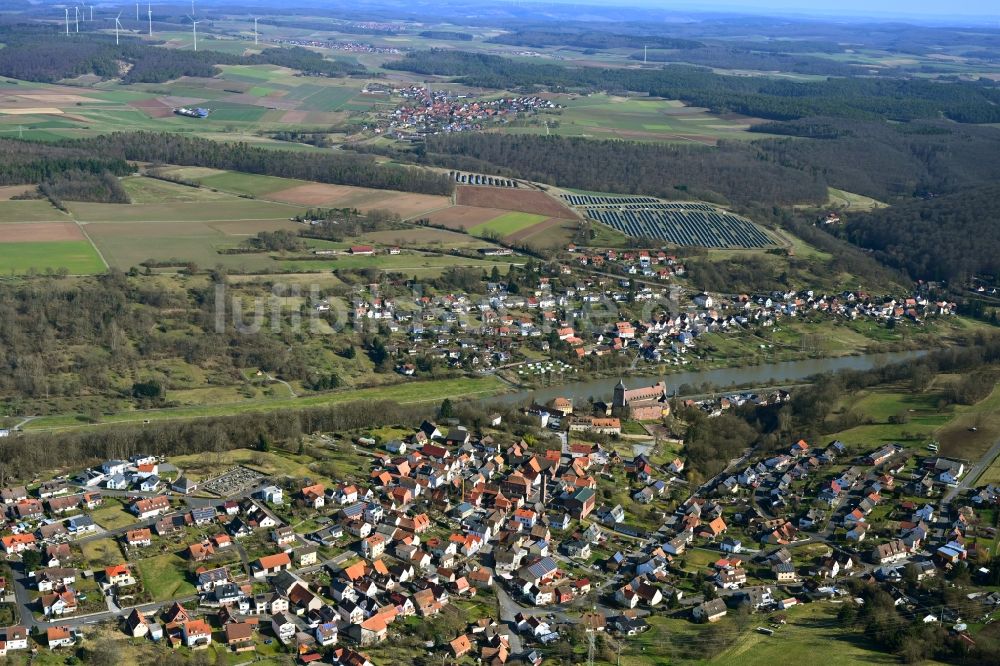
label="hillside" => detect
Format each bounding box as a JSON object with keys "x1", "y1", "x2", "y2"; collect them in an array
[{"x1": 842, "y1": 183, "x2": 1000, "y2": 283}]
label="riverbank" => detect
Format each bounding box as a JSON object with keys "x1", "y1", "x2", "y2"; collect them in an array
[
  {"x1": 490, "y1": 349, "x2": 928, "y2": 407},
  {"x1": 13, "y1": 349, "x2": 929, "y2": 435}
]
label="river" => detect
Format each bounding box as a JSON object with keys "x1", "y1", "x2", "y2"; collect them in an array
[{"x1": 489, "y1": 349, "x2": 927, "y2": 406}]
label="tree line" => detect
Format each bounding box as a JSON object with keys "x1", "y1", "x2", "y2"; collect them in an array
[
  {"x1": 0, "y1": 399, "x2": 433, "y2": 482},
  {"x1": 56, "y1": 133, "x2": 452, "y2": 196},
  {"x1": 386, "y1": 49, "x2": 1000, "y2": 123}
]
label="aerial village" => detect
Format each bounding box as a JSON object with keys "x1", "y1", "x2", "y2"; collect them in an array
[
  {"x1": 367, "y1": 85, "x2": 558, "y2": 137},
  {"x1": 0, "y1": 358, "x2": 996, "y2": 665},
  {"x1": 326, "y1": 247, "x2": 958, "y2": 388}
]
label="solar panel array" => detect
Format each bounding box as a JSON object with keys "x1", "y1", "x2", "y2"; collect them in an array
[
  {"x1": 561, "y1": 194, "x2": 776, "y2": 249},
  {"x1": 563, "y1": 194, "x2": 661, "y2": 206}
]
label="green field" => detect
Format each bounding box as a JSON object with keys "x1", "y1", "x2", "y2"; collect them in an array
[
  {"x1": 469, "y1": 211, "x2": 548, "y2": 237},
  {"x1": 85, "y1": 219, "x2": 299, "y2": 271},
  {"x1": 23, "y1": 375, "x2": 509, "y2": 432},
  {"x1": 826, "y1": 187, "x2": 888, "y2": 212},
  {"x1": 0, "y1": 240, "x2": 106, "y2": 275},
  {"x1": 277, "y1": 252, "x2": 522, "y2": 273},
  {"x1": 191, "y1": 171, "x2": 309, "y2": 197},
  {"x1": 135, "y1": 553, "x2": 197, "y2": 601},
  {"x1": 0, "y1": 200, "x2": 68, "y2": 222},
  {"x1": 120, "y1": 176, "x2": 234, "y2": 203},
  {"x1": 66, "y1": 199, "x2": 301, "y2": 223},
  {"x1": 824, "y1": 376, "x2": 1000, "y2": 460}
]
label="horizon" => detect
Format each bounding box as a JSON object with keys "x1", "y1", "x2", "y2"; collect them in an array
[{"x1": 515, "y1": 0, "x2": 1000, "y2": 24}]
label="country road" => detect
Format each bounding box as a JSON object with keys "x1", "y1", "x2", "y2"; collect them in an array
[{"x1": 942, "y1": 437, "x2": 1000, "y2": 505}]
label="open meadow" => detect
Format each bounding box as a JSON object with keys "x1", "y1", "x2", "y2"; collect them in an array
[{"x1": 823, "y1": 375, "x2": 1000, "y2": 465}]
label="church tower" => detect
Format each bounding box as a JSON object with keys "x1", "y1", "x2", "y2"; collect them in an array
[{"x1": 612, "y1": 378, "x2": 627, "y2": 417}]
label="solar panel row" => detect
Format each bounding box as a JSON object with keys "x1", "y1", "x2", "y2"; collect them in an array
[
  {"x1": 561, "y1": 194, "x2": 661, "y2": 206},
  {"x1": 585, "y1": 208, "x2": 775, "y2": 249}
]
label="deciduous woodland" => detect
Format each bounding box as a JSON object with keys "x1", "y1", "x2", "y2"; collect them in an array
[{"x1": 842, "y1": 184, "x2": 1000, "y2": 283}]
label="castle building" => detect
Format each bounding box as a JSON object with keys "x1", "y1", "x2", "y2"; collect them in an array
[{"x1": 612, "y1": 380, "x2": 670, "y2": 420}]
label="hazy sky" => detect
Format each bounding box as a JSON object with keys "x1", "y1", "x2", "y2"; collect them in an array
[
  {"x1": 696, "y1": 1, "x2": 999, "y2": 18},
  {"x1": 550, "y1": 0, "x2": 1000, "y2": 21}
]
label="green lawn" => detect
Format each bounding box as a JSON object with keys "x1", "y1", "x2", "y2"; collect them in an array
[
  {"x1": 469, "y1": 211, "x2": 548, "y2": 237},
  {"x1": 135, "y1": 553, "x2": 196, "y2": 601},
  {"x1": 80, "y1": 538, "x2": 123, "y2": 569},
  {"x1": 0, "y1": 240, "x2": 106, "y2": 275},
  {"x1": 91, "y1": 503, "x2": 139, "y2": 530}
]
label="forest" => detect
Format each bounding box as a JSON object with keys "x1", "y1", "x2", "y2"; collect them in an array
[
  {"x1": 751, "y1": 118, "x2": 1000, "y2": 201},
  {"x1": 630, "y1": 45, "x2": 861, "y2": 77},
  {"x1": 45, "y1": 132, "x2": 453, "y2": 194},
  {"x1": 0, "y1": 138, "x2": 132, "y2": 185},
  {"x1": 0, "y1": 26, "x2": 363, "y2": 83},
  {"x1": 367, "y1": 134, "x2": 828, "y2": 207},
  {"x1": 387, "y1": 49, "x2": 1000, "y2": 123},
  {"x1": 354, "y1": 117, "x2": 1000, "y2": 208},
  {"x1": 419, "y1": 30, "x2": 472, "y2": 41},
  {"x1": 841, "y1": 184, "x2": 1000, "y2": 284}
]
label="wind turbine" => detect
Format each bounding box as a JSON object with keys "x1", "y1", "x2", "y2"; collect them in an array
[
  {"x1": 253, "y1": 16, "x2": 260, "y2": 46},
  {"x1": 88, "y1": 5, "x2": 93, "y2": 21},
  {"x1": 136, "y1": 3, "x2": 139, "y2": 21},
  {"x1": 147, "y1": 4, "x2": 152, "y2": 36},
  {"x1": 74, "y1": 6, "x2": 79, "y2": 32},
  {"x1": 113, "y1": 12, "x2": 123, "y2": 45},
  {"x1": 65, "y1": 8, "x2": 70, "y2": 35},
  {"x1": 188, "y1": 15, "x2": 199, "y2": 51}
]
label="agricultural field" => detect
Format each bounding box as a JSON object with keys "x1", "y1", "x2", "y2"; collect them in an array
[
  {"x1": 504, "y1": 93, "x2": 773, "y2": 145},
  {"x1": 120, "y1": 176, "x2": 236, "y2": 203},
  {"x1": 266, "y1": 181, "x2": 450, "y2": 218},
  {"x1": 0, "y1": 170, "x2": 529, "y2": 273},
  {"x1": 0, "y1": 199, "x2": 71, "y2": 222},
  {"x1": 455, "y1": 185, "x2": 578, "y2": 218},
  {"x1": 275, "y1": 250, "x2": 521, "y2": 274},
  {"x1": 0, "y1": 240, "x2": 106, "y2": 275},
  {"x1": 469, "y1": 211, "x2": 548, "y2": 237}
]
